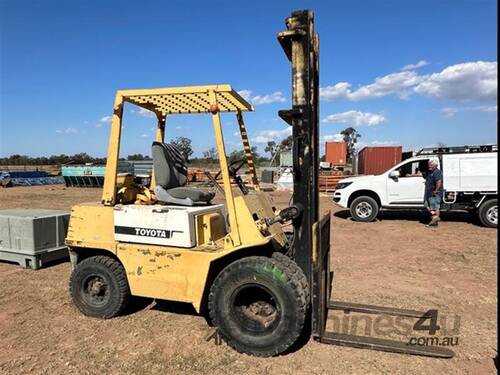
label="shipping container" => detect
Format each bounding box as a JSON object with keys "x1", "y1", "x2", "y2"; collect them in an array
[
  {"x1": 325, "y1": 141, "x2": 347, "y2": 165},
  {"x1": 357, "y1": 146, "x2": 402, "y2": 175}
]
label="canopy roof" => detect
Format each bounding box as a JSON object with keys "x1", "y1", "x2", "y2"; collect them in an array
[{"x1": 118, "y1": 84, "x2": 253, "y2": 116}]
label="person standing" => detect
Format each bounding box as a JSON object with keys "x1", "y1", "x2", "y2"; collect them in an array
[{"x1": 424, "y1": 159, "x2": 443, "y2": 227}]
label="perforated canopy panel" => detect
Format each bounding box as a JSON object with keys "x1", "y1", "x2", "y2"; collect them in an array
[{"x1": 120, "y1": 85, "x2": 253, "y2": 116}]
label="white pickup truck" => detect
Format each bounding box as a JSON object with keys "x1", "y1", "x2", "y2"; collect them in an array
[{"x1": 333, "y1": 145, "x2": 497, "y2": 227}]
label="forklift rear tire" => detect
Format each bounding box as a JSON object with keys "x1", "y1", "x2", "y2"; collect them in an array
[
  {"x1": 208, "y1": 256, "x2": 308, "y2": 357},
  {"x1": 69, "y1": 255, "x2": 130, "y2": 319},
  {"x1": 350, "y1": 196, "x2": 379, "y2": 222}
]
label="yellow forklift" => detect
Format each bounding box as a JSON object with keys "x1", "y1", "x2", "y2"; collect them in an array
[{"x1": 66, "y1": 10, "x2": 453, "y2": 358}]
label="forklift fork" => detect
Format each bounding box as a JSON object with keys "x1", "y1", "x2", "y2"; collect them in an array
[{"x1": 312, "y1": 213, "x2": 454, "y2": 358}]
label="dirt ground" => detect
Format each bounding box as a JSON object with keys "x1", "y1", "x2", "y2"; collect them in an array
[{"x1": 0, "y1": 185, "x2": 497, "y2": 374}]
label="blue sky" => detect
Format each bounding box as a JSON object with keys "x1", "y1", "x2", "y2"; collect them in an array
[{"x1": 0, "y1": 0, "x2": 497, "y2": 158}]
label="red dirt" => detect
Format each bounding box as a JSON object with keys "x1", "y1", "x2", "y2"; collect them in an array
[{"x1": 0, "y1": 185, "x2": 497, "y2": 374}]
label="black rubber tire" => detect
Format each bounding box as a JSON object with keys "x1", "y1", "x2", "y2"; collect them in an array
[
  {"x1": 271, "y1": 252, "x2": 310, "y2": 307},
  {"x1": 208, "y1": 256, "x2": 308, "y2": 357},
  {"x1": 69, "y1": 255, "x2": 130, "y2": 319},
  {"x1": 350, "y1": 196, "x2": 379, "y2": 222},
  {"x1": 477, "y1": 199, "x2": 497, "y2": 228}
]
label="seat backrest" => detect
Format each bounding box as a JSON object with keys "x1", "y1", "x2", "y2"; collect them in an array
[{"x1": 152, "y1": 142, "x2": 187, "y2": 188}]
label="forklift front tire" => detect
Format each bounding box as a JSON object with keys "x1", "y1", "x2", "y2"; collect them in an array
[
  {"x1": 208, "y1": 256, "x2": 308, "y2": 357},
  {"x1": 69, "y1": 255, "x2": 130, "y2": 319},
  {"x1": 350, "y1": 196, "x2": 379, "y2": 222}
]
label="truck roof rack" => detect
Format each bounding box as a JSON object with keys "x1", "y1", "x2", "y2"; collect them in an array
[{"x1": 416, "y1": 144, "x2": 498, "y2": 156}]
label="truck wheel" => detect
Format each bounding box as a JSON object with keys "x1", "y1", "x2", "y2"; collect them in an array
[
  {"x1": 350, "y1": 196, "x2": 379, "y2": 222},
  {"x1": 69, "y1": 255, "x2": 130, "y2": 319},
  {"x1": 478, "y1": 199, "x2": 497, "y2": 228},
  {"x1": 208, "y1": 256, "x2": 308, "y2": 357}
]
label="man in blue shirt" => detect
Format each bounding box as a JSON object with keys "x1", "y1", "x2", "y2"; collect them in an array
[{"x1": 424, "y1": 159, "x2": 443, "y2": 227}]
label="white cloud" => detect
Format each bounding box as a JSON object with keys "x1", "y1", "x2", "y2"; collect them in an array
[
  {"x1": 322, "y1": 110, "x2": 386, "y2": 126},
  {"x1": 237, "y1": 90, "x2": 286, "y2": 105},
  {"x1": 440, "y1": 104, "x2": 497, "y2": 118},
  {"x1": 237, "y1": 90, "x2": 252, "y2": 101},
  {"x1": 99, "y1": 115, "x2": 112, "y2": 123},
  {"x1": 252, "y1": 92, "x2": 286, "y2": 105},
  {"x1": 370, "y1": 140, "x2": 399, "y2": 146},
  {"x1": 482, "y1": 104, "x2": 497, "y2": 112},
  {"x1": 56, "y1": 127, "x2": 78, "y2": 134},
  {"x1": 319, "y1": 82, "x2": 353, "y2": 101},
  {"x1": 95, "y1": 115, "x2": 113, "y2": 128},
  {"x1": 354, "y1": 140, "x2": 399, "y2": 150},
  {"x1": 401, "y1": 60, "x2": 429, "y2": 71},
  {"x1": 130, "y1": 108, "x2": 156, "y2": 118},
  {"x1": 414, "y1": 61, "x2": 497, "y2": 101},
  {"x1": 140, "y1": 133, "x2": 149, "y2": 138},
  {"x1": 253, "y1": 127, "x2": 292, "y2": 144},
  {"x1": 320, "y1": 71, "x2": 424, "y2": 101},
  {"x1": 320, "y1": 60, "x2": 497, "y2": 103},
  {"x1": 320, "y1": 133, "x2": 344, "y2": 144}
]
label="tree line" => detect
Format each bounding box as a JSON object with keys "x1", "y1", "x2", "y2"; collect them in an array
[
  {"x1": 0, "y1": 153, "x2": 106, "y2": 166},
  {"x1": 0, "y1": 129, "x2": 361, "y2": 166}
]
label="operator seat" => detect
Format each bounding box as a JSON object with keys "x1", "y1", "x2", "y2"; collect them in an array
[{"x1": 152, "y1": 142, "x2": 215, "y2": 206}]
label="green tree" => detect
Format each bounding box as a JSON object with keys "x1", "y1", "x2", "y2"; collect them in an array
[
  {"x1": 127, "y1": 154, "x2": 146, "y2": 161},
  {"x1": 203, "y1": 147, "x2": 218, "y2": 161},
  {"x1": 340, "y1": 127, "x2": 361, "y2": 163},
  {"x1": 280, "y1": 135, "x2": 293, "y2": 151},
  {"x1": 170, "y1": 136, "x2": 194, "y2": 160},
  {"x1": 228, "y1": 147, "x2": 258, "y2": 164},
  {"x1": 264, "y1": 141, "x2": 276, "y2": 156},
  {"x1": 264, "y1": 141, "x2": 278, "y2": 167}
]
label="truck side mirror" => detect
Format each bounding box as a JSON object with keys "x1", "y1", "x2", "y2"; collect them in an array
[{"x1": 389, "y1": 170, "x2": 400, "y2": 179}]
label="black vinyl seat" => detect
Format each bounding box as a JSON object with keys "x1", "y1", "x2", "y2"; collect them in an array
[{"x1": 152, "y1": 142, "x2": 215, "y2": 206}]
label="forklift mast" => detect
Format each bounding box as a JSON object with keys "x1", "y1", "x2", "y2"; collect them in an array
[
  {"x1": 277, "y1": 10, "x2": 319, "y2": 284},
  {"x1": 278, "y1": 10, "x2": 454, "y2": 358}
]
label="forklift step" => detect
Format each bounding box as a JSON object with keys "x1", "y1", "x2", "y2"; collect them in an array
[
  {"x1": 320, "y1": 332, "x2": 454, "y2": 358},
  {"x1": 328, "y1": 301, "x2": 427, "y2": 318}
]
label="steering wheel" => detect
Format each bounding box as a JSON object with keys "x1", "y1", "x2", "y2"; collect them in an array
[
  {"x1": 214, "y1": 158, "x2": 247, "y2": 180},
  {"x1": 213, "y1": 158, "x2": 248, "y2": 194}
]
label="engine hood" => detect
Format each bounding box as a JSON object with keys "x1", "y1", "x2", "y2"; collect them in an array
[{"x1": 337, "y1": 174, "x2": 377, "y2": 184}]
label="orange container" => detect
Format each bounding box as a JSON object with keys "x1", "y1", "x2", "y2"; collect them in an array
[
  {"x1": 325, "y1": 141, "x2": 347, "y2": 165},
  {"x1": 357, "y1": 146, "x2": 402, "y2": 175}
]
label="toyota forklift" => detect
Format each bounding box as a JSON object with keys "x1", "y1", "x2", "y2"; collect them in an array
[{"x1": 66, "y1": 10, "x2": 453, "y2": 358}]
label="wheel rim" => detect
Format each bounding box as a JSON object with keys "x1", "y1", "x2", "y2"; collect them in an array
[
  {"x1": 355, "y1": 202, "x2": 373, "y2": 218},
  {"x1": 81, "y1": 274, "x2": 110, "y2": 307},
  {"x1": 486, "y1": 205, "x2": 497, "y2": 225},
  {"x1": 230, "y1": 284, "x2": 281, "y2": 334}
]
